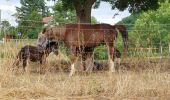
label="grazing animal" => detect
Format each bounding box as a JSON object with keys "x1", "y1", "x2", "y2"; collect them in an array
[
  {"x1": 13, "y1": 41, "x2": 58, "y2": 72},
  {"x1": 45, "y1": 24, "x2": 128, "y2": 76}
]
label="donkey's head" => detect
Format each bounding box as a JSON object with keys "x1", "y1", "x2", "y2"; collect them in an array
[{"x1": 45, "y1": 41, "x2": 59, "y2": 55}]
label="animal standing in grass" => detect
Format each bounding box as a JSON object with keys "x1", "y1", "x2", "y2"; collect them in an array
[
  {"x1": 45, "y1": 24, "x2": 128, "y2": 76},
  {"x1": 13, "y1": 41, "x2": 58, "y2": 72}
]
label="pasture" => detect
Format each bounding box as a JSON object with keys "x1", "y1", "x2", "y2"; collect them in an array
[{"x1": 0, "y1": 40, "x2": 170, "y2": 99}]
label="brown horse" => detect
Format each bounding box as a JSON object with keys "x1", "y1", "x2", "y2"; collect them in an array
[
  {"x1": 45, "y1": 24, "x2": 128, "y2": 76},
  {"x1": 13, "y1": 41, "x2": 58, "y2": 72}
]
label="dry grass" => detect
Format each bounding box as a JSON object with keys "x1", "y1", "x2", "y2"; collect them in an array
[{"x1": 0, "y1": 42, "x2": 170, "y2": 99}]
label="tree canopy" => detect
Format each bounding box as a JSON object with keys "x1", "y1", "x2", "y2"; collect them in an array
[
  {"x1": 129, "y1": 0, "x2": 170, "y2": 49},
  {"x1": 0, "y1": 20, "x2": 17, "y2": 39},
  {"x1": 52, "y1": 0, "x2": 98, "y2": 24},
  {"x1": 15, "y1": 0, "x2": 50, "y2": 38},
  {"x1": 57, "y1": 0, "x2": 161, "y2": 23}
]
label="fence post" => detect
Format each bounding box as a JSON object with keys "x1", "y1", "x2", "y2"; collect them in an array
[
  {"x1": 148, "y1": 46, "x2": 151, "y2": 56},
  {"x1": 160, "y1": 46, "x2": 163, "y2": 58},
  {"x1": 169, "y1": 43, "x2": 170, "y2": 54}
]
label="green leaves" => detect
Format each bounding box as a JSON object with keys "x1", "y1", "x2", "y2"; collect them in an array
[
  {"x1": 130, "y1": 1, "x2": 170, "y2": 48},
  {"x1": 15, "y1": 0, "x2": 49, "y2": 39},
  {"x1": 57, "y1": 0, "x2": 161, "y2": 23},
  {"x1": 53, "y1": 1, "x2": 77, "y2": 23},
  {"x1": 0, "y1": 20, "x2": 11, "y2": 38}
]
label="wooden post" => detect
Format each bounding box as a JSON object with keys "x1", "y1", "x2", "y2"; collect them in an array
[
  {"x1": 169, "y1": 43, "x2": 170, "y2": 54},
  {"x1": 160, "y1": 46, "x2": 163, "y2": 58},
  {"x1": 148, "y1": 46, "x2": 151, "y2": 56}
]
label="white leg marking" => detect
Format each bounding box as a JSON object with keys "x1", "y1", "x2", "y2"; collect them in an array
[
  {"x1": 117, "y1": 58, "x2": 121, "y2": 66},
  {"x1": 69, "y1": 63, "x2": 76, "y2": 76},
  {"x1": 109, "y1": 59, "x2": 115, "y2": 72}
]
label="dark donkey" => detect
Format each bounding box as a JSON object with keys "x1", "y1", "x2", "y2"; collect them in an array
[
  {"x1": 13, "y1": 41, "x2": 58, "y2": 72},
  {"x1": 45, "y1": 23, "x2": 128, "y2": 76}
]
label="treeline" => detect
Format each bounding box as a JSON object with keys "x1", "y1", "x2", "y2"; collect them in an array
[
  {"x1": 0, "y1": 0, "x2": 97, "y2": 39},
  {"x1": 96, "y1": 1, "x2": 170, "y2": 59},
  {"x1": 116, "y1": 1, "x2": 170, "y2": 51}
]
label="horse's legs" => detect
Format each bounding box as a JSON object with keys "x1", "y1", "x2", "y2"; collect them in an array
[
  {"x1": 83, "y1": 47, "x2": 94, "y2": 72},
  {"x1": 115, "y1": 48, "x2": 121, "y2": 67},
  {"x1": 69, "y1": 46, "x2": 77, "y2": 76},
  {"x1": 40, "y1": 55, "x2": 47, "y2": 73},
  {"x1": 109, "y1": 46, "x2": 115, "y2": 72},
  {"x1": 82, "y1": 51, "x2": 89, "y2": 71},
  {"x1": 106, "y1": 43, "x2": 116, "y2": 73},
  {"x1": 70, "y1": 63, "x2": 75, "y2": 76},
  {"x1": 22, "y1": 59, "x2": 27, "y2": 72},
  {"x1": 40, "y1": 60, "x2": 42, "y2": 64}
]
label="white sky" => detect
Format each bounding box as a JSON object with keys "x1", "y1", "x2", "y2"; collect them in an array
[{"x1": 0, "y1": 0, "x2": 130, "y2": 26}]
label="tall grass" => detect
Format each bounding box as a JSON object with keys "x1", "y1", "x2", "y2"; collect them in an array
[{"x1": 0, "y1": 41, "x2": 170, "y2": 99}]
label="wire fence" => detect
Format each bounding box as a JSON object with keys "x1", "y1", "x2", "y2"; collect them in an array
[
  {"x1": 0, "y1": 39, "x2": 170, "y2": 58},
  {"x1": 0, "y1": 22, "x2": 170, "y2": 71}
]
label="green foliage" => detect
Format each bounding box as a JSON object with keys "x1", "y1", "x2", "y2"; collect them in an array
[
  {"x1": 0, "y1": 20, "x2": 11, "y2": 37},
  {"x1": 52, "y1": 1, "x2": 98, "y2": 24},
  {"x1": 55, "y1": 0, "x2": 160, "y2": 23},
  {"x1": 130, "y1": 1, "x2": 170, "y2": 49},
  {"x1": 0, "y1": 20, "x2": 18, "y2": 39},
  {"x1": 91, "y1": 16, "x2": 98, "y2": 24},
  {"x1": 94, "y1": 45, "x2": 108, "y2": 60},
  {"x1": 16, "y1": 0, "x2": 49, "y2": 18},
  {"x1": 53, "y1": 0, "x2": 77, "y2": 24},
  {"x1": 60, "y1": 0, "x2": 160, "y2": 13},
  {"x1": 117, "y1": 14, "x2": 140, "y2": 31},
  {"x1": 17, "y1": 10, "x2": 43, "y2": 38},
  {"x1": 15, "y1": 0, "x2": 50, "y2": 39}
]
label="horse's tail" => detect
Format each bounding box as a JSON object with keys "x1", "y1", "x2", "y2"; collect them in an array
[{"x1": 114, "y1": 25, "x2": 128, "y2": 56}]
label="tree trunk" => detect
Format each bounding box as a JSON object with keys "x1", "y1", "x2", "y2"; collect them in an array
[
  {"x1": 73, "y1": 0, "x2": 96, "y2": 23},
  {"x1": 76, "y1": 7, "x2": 91, "y2": 23}
]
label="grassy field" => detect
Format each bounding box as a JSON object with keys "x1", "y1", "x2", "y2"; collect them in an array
[{"x1": 0, "y1": 41, "x2": 170, "y2": 99}]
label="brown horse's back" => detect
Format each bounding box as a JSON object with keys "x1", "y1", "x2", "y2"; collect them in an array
[{"x1": 64, "y1": 24, "x2": 116, "y2": 47}]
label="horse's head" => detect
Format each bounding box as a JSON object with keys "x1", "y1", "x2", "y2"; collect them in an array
[
  {"x1": 43, "y1": 28, "x2": 55, "y2": 40},
  {"x1": 45, "y1": 41, "x2": 59, "y2": 55},
  {"x1": 44, "y1": 26, "x2": 66, "y2": 41}
]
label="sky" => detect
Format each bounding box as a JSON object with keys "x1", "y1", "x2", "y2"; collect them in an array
[{"x1": 0, "y1": 0, "x2": 130, "y2": 26}]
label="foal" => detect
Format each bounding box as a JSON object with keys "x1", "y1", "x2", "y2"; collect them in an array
[{"x1": 13, "y1": 41, "x2": 58, "y2": 72}]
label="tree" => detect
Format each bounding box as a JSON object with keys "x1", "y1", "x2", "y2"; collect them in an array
[
  {"x1": 52, "y1": 0, "x2": 98, "y2": 24},
  {"x1": 56, "y1": 0, "x2": 161, "y2": 23},
  {"x1": 130, "y1": 1, "x2": 170, "y2": 49},
  {"x1": 53, "y1": 1, "x2": 77, "y2": 24},
  {"x1": 16, "y1": 0, "x2": 49, "y2": 19},
  {"x1": 0, "y1": 20, "x2": 11, "y2": 38},
  {"x1": 0, "y1": 20, "x2": 10, "y2": 31},
  {"x1": 15, "y1": 0, "x2": 50, "y2": 38}
]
